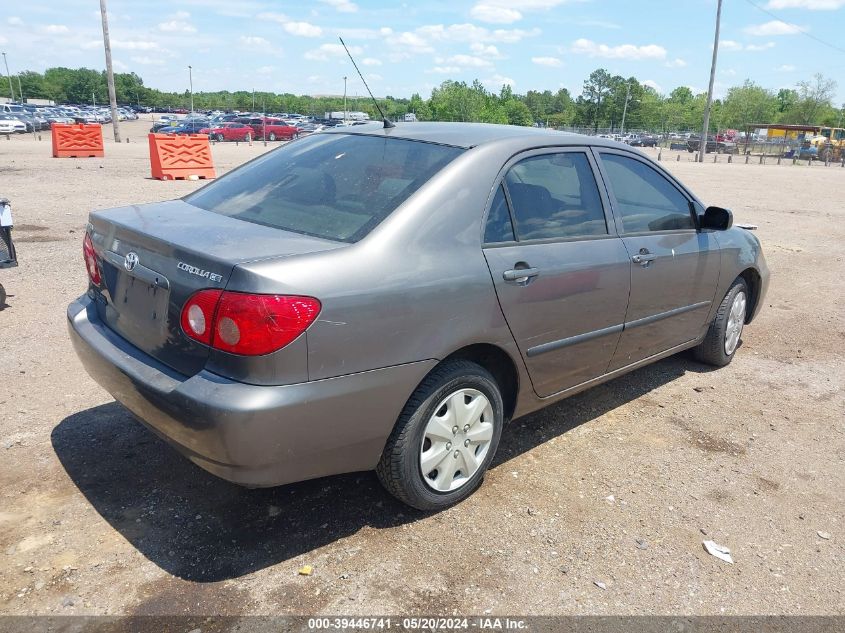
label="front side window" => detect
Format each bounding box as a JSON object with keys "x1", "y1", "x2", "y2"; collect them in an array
[
  {"x1": 186, "y1": 134, "x2": 463, "y2": 242},
  {"x1": 599, "y1": 153, "x2": 695, "y2": 233},
  {"x1": 503, "y1": 152, "x2": 607, "y2": 240}
]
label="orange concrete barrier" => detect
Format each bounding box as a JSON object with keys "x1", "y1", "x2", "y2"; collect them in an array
[
  {"x1": 148, "y1": 133, "x2": 216, "y2": 180},
  {"x1": 51, "y1": 124, "x2": 104, "y2": 158}
]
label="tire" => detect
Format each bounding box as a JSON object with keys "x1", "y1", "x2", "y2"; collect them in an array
[
  {"x1": 0, "y1": 283, "x2": 6, "y2": 307},
  {"x1": 694, "y1": 277, "x2": 749, "y2": 367},
  {"x1": 376, "y1": 360, "x2": 504, "y2": 511},
  {"x1": 268, "y1": 132, "x2": 276, "y2": 141},
  {"x1": 217, "y1": 133, "x2": 224, "y2": 142},
  {"x1": 244, "y1": 133, "x2": 251, "y2": 142}
]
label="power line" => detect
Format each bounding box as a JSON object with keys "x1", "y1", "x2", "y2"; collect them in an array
[{"x1": 741, "y1": 0, "x2": 845, "y2": 55}]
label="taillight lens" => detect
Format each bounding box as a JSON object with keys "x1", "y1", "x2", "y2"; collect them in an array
[
  {"x1": 83, "y1": 233, "x2": 102, "y2": 285},
  {"x1": 180, "y1": 289, "x2": 222, "y2": 346},
  {"x1": 180, "y1": 290, "x2": 321, "y2": 356}
]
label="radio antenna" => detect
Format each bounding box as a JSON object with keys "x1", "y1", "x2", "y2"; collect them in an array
[{"x1": 339, "y1": 36, "x2": 394, "y2": 129}]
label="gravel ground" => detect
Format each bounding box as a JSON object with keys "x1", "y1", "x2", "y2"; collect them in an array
[{"x1": 0, "y1": 119, "x2": 843, "y2": 617}]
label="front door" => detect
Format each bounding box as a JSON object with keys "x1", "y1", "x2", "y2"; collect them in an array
[
  {"x1": 594, "y1": 150, "x2": 721, "y2": 370},
  {"x1": 482, "y1": 149, "x2": 631, "y2": 398}
]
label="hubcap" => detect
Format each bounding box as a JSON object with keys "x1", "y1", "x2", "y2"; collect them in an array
[
  {"x1": 420, "y1": 388, "x2": 494, "y2": 492},
  {"x1": 725, "y1": 291, "x2": 746, "y2": 355}
]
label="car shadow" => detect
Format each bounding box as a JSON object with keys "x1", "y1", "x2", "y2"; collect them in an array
[{"x1": 52, "y1": 353, "x2": 711, "y2": 582}]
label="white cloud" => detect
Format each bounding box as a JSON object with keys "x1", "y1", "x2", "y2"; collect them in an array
[
  {"x1": 571, "y1": 38, "x2": 667, "y2": 60},
  {"x1": 777, "y1": 63, "x2": 797, "y2": 71},
  {"x1": 720, "y1": 40, "x2": 743, "y2": 51},
  {"x1": 417, "y1": 23, "x2": 540, "y2": 44},
  {"x1": 320, "y1": 0, "x2": 358, "y2": 13},
  {"x1": 665, "y1": 58, "x2": 687, "y2": 68},
  {"x1": 426, "y1": 66, "x2": 461, "y2": 74},
  {"x1": 532, "y1": 56, "x2": 562, "y2": 67},
  {"x1": 363, "y1": 58, "x2": 383, "y2": 66},
  {"x1": 766, "y1": 0, "x2": 845, "y2": 8},
  {"x1": 470, "y1": 42, "x2": 503, "y2": 58},
  {"x1": 446, "y1": 54, "x2": 493, "y2": 67},
  {"x1": 7, "y1": 17, "x2": 23, "y2": 26},
  {"x1": 746, "y1": 41, "x2": 776, "y2": 50},
  {"x1": 256, "y1": 65, "x2": 275, "y2": 75},
  {"x1": 470, "y1": 0, "x2": 578, "y2": 24},
  {"x1": 385, "y1": 31, "x2": 434, "y2": 55},
  {"x1": 0, "y1": 36, "x2": 6, "y2": 45},
  {"x1": 284, "y1": 21, "x2": 322, "y2": 37},
  {"x1": 470, "y1": 5, "x2": 523, "y2": 24},
  {"x1": 367, "y1": 73, "x2": 383, "y2": 81},
  {"x1": 643, "y1": 79, "x2": 662, "y2": 92},
  {"x1": 159, "y1": 12, "x2": 197, "y2": 34},
  {"x1": 44, "y1": 24, "x2": 70, "y2": 34},
  {"x1": 744, "y1": 20, "x2": 806, "y2": 36},
  {"x1": 304, "y1": 42, "x2": 362, "y2": 60},
  {"x1": 482, "y1": 73, "x2": 515, "y2": 90},
  {"x1": 239, "y1": 36, "x2": 279, "y2": 54}
]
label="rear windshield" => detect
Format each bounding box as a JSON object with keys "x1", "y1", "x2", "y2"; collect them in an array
[{"x1": 185, "y1": 133, "x2": 463, "y2": 242}]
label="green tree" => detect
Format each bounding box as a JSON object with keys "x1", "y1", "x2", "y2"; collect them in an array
[{"x1": 720, "y1": 80, "x2": 777, "y2": 129}]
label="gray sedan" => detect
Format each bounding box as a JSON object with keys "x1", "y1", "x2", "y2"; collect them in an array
[{"x1": 68, "y1": 123, "x2": 769, "y2": 510}]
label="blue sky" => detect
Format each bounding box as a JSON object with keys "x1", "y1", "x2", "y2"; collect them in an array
[{"x1": 2, "y1": 0, "x2": 844, "y2": 101}]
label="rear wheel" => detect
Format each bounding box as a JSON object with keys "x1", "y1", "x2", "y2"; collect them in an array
[
  {"x1": 376, "y1": 360, "x2": 503, "y2": 511},
  {"x1": 694, "y1": 278, "x2": 748, "y2": 366},
  {"x1": 268, "y1": 132, "x2": 277, "y2": 141},
  {"x1": 216, "y1": 133, "x2": 224, "y2": 142},
  {"x1": 244, "y1": 132, "x2": 251, "y2": 142}
]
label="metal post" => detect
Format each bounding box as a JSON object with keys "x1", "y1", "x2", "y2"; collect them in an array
[
  {"x1": 1, "y1": 53, "x2": 13, "y2": 102},
  {"x1": 620, "y1": 81, "x2": 631, "y2": 135},
  {"x1": 699, "y1": 0, "x2": 722, "y2": 164},
  {"x1": 188, "y1": 65, "x2": 193, "y2": 115},
  {"x1": 343, "y1": 76, "x2": 348, "y2": 123},
  {"x1": 99, "y1": 0, "x2": 121, "y2": 142},
  {"x1": 16, "y1": 75, "x2": 22, "y2": 102}
]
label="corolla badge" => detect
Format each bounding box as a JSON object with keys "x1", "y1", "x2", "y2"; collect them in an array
[
  {"x1": 177, "y1": 261, "x2": 223, "y2": 283},
  {"x1": 124, "y1": 251, "x2": 139, "y2": 272}
]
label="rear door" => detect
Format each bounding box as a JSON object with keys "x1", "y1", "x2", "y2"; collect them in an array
[
  {"x1": 593, "y1": 149, "x2": 721, "y2": 370},
  {"x1": 482, "y1": 148, "x2": 631, "y2": 398}
]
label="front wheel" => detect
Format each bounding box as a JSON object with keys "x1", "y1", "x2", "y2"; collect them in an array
[
  {"x1": 217, "y1": 133, "x2": 225, "y2": 142},
  {"x1": 268, "y1": 132, "x2": 276, "y2": 141},
  {"x1": 376, "y1": 360, "x2": 504, "y2": 511},
  {"x1": 694, "y1": 278, "x2": 748, "y2": 366},
  {"x1": 244, "y1": 132, "x2": 251, "y2": 142}
]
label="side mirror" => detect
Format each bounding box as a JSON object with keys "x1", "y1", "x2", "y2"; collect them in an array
[{"x1": 700, "y1": 206, "x2": 733, "y2": 231}]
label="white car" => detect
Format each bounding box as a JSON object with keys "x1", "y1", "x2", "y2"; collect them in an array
[{"x1": 0, "y1": 118, "x2": 26, "y2": 134}]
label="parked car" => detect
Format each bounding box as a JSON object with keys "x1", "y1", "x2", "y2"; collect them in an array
[
  {"x1": 68, "y1": 123, "x2": 769, "y2": 511},
  {"x1": 629, "y1": 135, "x2": 657, "y2": 147},
  {"x1": 199, "y1": 122, "x2": 253, "y2": 142},
  {"x1": 256, "y1": 118, "x2": 300, "y2": 141},
  {"x1": 0, "y1": 116, "x2": 27, "y2": 134}
]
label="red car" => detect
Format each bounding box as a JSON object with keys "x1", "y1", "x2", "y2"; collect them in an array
[
  {"x1": 237, "y1": 117, "x2": 299, "y2": 141},
  {"x1": 199, "y1": 122, "x2": 254, "y2": 142}
]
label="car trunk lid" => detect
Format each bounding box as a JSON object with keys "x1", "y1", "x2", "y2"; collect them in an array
[{"x1": 88, "y1": 199, "x2": 342, "y2": 376}]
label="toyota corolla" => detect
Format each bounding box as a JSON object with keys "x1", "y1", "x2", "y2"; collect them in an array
[{"x1": 68, "y1": 123, "x2": 769, "y2": 510}]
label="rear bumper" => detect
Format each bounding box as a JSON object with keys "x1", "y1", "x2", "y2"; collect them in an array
[{"x1": 67, "y1": 295, "x2": 435, "y2": 487}]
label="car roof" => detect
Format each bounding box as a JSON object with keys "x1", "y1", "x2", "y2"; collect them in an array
[{"x1": 322, "y1": 121, "x2": 624, "y2": 150}]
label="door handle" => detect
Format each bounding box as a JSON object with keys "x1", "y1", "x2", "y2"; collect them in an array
[
  {"x1": 503, "y1": 267, "x2": 540, "y2": 282},
  {"x1": 631, "y1": 254, "x2": 657, "y2": 265}
]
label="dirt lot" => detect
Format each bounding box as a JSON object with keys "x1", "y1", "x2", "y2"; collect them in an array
[{"x1": 0, "y1": 119, "x2": 843, "y2": 617}]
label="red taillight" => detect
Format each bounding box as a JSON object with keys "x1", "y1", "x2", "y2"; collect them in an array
[
  {"x1": 180, "y1": 290, "x2": 321, "y2": 356},
  {"x1": 83, "y1": 233, "x2": 102, "y2": 285},
  {"x1": 180, "y1": 289, "x2": 222, "y2": 345}
]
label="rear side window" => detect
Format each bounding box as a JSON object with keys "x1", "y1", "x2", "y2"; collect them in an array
[
  {"x1": 186, "y1": 134, "x2": 463, "y2": 242},
  {"x1": 483, "y1": 185, "x2": 515, "y2": 244},
  {"x1": 599, "y1": 153, "x2": 695, "y2": 233},
  {"x1": 503, "y1": 152, "x2": 607, "y2": 240}
]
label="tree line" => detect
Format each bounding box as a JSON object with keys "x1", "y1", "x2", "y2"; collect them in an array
[{"x1": 12, "y1": 66, "x2": 843, "y2": 132}]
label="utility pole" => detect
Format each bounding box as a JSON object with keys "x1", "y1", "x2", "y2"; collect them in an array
[
  {"x1": 16, "y1": 75, "x2": 23, "y2": 103},
  {"x1": 343, "y1": 76, "x2": 347, "y2": 122},
  {"x1": 2, "y1": 52, "x2": 13, "y2": 102},
  {"x1": 99, "y1": 0, "x2": 121, "y2": 142},
  {"x1": 252, "y1": 88, "x2": 255, "y2": 111},
  {"x1": 188, "y1": 65, "x2": 193, "y2": 114},
  {"x1": 699, "y1": 0, "x2": 722, "y2": 163},
  {"x1": 620, "y1": 81, "x2": 631, "y2": 135}
]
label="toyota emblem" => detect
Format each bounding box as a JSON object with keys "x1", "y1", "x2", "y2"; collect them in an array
[{"x1": 124, "y1": 251, "x2": 139, "y2": 272}]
